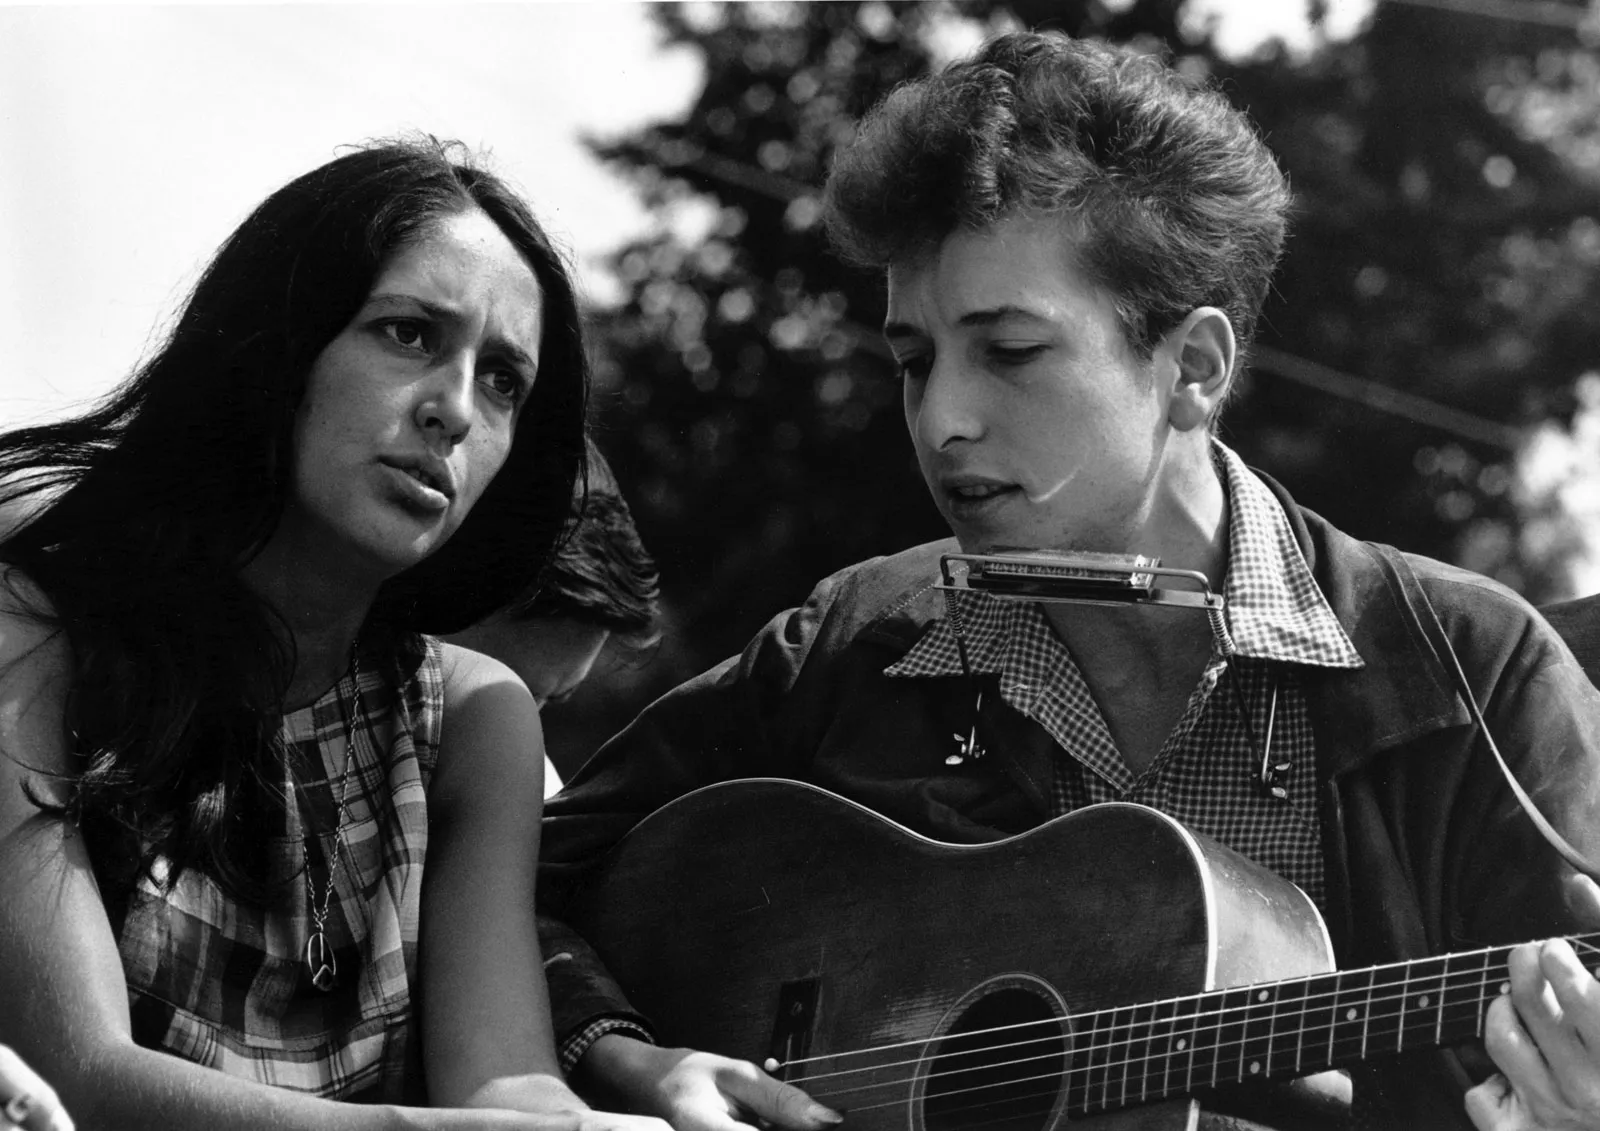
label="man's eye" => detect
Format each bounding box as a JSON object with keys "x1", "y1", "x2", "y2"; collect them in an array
[
  {"x1": 989, "y1": 344, "x2": 1046, "y2": 366},
  {"x1": 895, "y1": 355, "x2": 932, "y2": 382}
]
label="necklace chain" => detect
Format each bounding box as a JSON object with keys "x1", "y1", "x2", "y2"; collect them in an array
[{"x1": 303, "y1": 646, "x2": 361, "y2": 992}]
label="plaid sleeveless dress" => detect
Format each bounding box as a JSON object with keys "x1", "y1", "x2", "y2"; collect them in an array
[{"x1": 110, "y1": 635, "x2": 443, "y2": 1101}]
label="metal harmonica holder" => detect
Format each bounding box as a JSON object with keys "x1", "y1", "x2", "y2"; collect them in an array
[
  {"x1": 937, "y1": 549, "x2": 1224, "y2": 614},
  {"x1": 934, "y1": 549, "x2": 1285, "y2": 794}
]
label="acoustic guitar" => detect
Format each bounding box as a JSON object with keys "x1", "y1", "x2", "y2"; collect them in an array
[{"x1": 562, "y1": 778, "x2": 1596, "y2": 1129}]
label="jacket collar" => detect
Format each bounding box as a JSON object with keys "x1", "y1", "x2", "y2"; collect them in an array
[
  {"x1": 856, "y1": 542, "x2": 954, "y2": 654},
  {"x1": 1260, "y1": 472, "x2": 1470, "y2": 775}
]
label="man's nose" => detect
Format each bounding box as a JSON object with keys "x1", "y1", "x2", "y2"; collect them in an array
[{"x1": 912, "y1": 360, "x2": 983, "y2": 451}]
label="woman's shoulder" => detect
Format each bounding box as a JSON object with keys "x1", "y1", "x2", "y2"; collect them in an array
[
  {"x1": 0, "y1": 562, "x2": 57, "y2": 615},
  {"x1": 0, "y1": 567, "x2": 74, "y2": 789},
  {"x1": 0, "y1": 565, "x2": 68, "y2": 674},
  {"x1": 429, "y1": 639, "x2": 543, "y2": 810},
  {"x1": 436, "y1": 638, "x2": 529, "y2": 701}
]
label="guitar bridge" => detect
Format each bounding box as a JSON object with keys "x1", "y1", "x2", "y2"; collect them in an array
[{"x1": 764, "y1": 978, "x2": 820, "y2": 1084}]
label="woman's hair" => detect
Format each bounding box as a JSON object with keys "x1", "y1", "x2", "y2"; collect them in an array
[
  {"x1": 0, "y1": 137, "x2": 589, "y2": 900},
  {"x1": 823, "y1": 31, "x2": 1291, "y2": 361}
]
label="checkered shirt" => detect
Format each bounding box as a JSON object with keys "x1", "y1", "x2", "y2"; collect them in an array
[
  {"x1": 885, "y1": 441, "x2": 1364, "y2": 912},
  {"x1": 112, "y1": 636, "x2": 442, "y2": 1101}
]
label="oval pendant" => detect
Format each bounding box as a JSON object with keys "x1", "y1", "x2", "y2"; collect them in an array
[{"x1": 306, "y1": 931, "x2": 338, "y2": 992}]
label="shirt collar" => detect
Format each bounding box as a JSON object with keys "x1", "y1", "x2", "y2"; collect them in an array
[
  {"x1": 886, "y1": 440, "x2": 1364, "y2": 680},
  {"x1": 1213, "y1": 441, "x2": 1362, "y2": 668}
]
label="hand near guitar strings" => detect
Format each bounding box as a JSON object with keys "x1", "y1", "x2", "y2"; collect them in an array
[
  {"x1": 576, "y1": 1036, "x2": 842, "y2": 1131},
  {"x1": 1467, "y1": 874, "x2": 1600, "y2": 1130}
]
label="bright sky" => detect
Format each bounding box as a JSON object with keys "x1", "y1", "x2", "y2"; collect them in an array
[
  {"x1": 0, "y1": 1, "x2": 1375, "y2": 429},
  {"x1": 0, "y1": 2, "x2": 703, "y2": 426}
]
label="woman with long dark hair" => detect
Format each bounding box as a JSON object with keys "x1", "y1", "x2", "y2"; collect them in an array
[{"x1": 0, "y1": 138, "x2": 662, "y2": 1131}]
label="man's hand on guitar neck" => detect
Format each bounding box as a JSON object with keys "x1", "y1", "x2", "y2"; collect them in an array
[
  {"x1": 573, "y1": 1036, "x2": 843, "y2": 1131},
  {"x1": 1467, "y1": 875, "x2": 1600, "y2": 1130}
]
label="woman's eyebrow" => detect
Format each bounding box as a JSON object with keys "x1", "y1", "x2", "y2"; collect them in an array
[{"x1": 366, "y1": 293, "x2": 538, "y2": 369}]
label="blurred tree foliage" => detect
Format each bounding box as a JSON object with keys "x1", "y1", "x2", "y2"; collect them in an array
[{"x1": 553, "y1": 0, "x2": 1600, "y2": 761}]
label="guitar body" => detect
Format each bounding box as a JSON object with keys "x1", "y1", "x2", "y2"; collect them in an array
[{"x1": 565, "y1": 779, "x2": 1337, "y2": 1131}]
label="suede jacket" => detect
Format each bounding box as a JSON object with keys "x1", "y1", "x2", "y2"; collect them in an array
[{"x1": 538, "y1": 476, "x2": 1600, "y2": 1129}]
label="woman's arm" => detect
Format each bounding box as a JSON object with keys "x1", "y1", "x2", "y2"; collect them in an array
[
  {"x1": 425, "y1": 643, "x2": 666, "y2": 1131},
  {"x1": 425, "y1": 643, "x2": 565, "y2": 1107},
  {"x1": 0, "y1": 586, "x2": 598, "y2": 1131}
]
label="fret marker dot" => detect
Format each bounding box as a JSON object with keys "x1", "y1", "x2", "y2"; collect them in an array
[
  {"x1": 1418, "y1": 995, "x2": 1430, "y2": 1008},
  {"x1": 1250, "y1": 1061, "x2": 1262, "y2": 1075},
  {"x1": 1346, "y1": 1007, "x2": 1359, "y2": 1021},
  {"x1": 1175, "y1": 1037, "x2": 1187, "y2": 1050},
  {"x1": 1500, "y1": 983, "x2": 1511, "y2": 996},
  {"x1": 1257, "y1": 990, "x2": 1270, "y2": 1003}
]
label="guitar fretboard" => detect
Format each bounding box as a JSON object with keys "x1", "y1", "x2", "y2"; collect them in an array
[{"x1": 1058, "y1": 932, "x2": 1600, "y2": 1115}]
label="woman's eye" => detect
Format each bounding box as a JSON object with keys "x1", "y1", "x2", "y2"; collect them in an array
[
  {"x1": 482, "y1": 369, "x2": 528, "y2": 404},
  {"x1": 383, "y1": 319, "x2": 431, "y2": 351}
]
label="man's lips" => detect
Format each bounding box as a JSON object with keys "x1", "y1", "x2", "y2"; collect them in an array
[
  {"x1": 937, "y1": 479, "x2": 1024, "y2": 526},
  {"x1": 938, "y1": 473, "x2": 1019, "y2": 504},
  {"x1": 945, "y1": 481, "x2": 1014, "y2": 502}
]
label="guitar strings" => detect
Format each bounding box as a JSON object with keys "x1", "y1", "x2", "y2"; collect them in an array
[
  {"x1": 796, "y1": 974, "x2": 1501, "y2": 1122},
  {"x1": 809, "y1": 987, "x2": 1493, "y2": 1115},
  {"x1": 776, "y1": 932, "x2": 1600, "y2": 1074},
  {"x1": 793, "y1": 967, "x2": 1498, "y2": 1088},
  {"x1": 795, "y1": 990, "x2": 1558, "y2": 1119},
  {"x1": 793, "y1": 965, "x2": 1548, "y2": 1096},
  {"x1": 773, "y1": 936, "x2": 1600, "y2": 1116}
]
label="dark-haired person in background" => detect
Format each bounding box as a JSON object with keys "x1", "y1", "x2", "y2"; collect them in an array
[
  {"x1": 0, "y1": 139, "x2": 669, "y2": 1131},
  {"x1": 448, "y1": 441, "x2": 661, "y2": 796},
  {"x1": 535, "y1": 32, "x2": 1600, "y2": 1131}
]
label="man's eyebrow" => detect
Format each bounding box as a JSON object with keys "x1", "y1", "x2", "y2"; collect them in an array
[
  {"x1": 957, "y1": 304, "x2": 1052, "y2": 327},
  {"x1": 883, "y1": 305, "x2": 1052, "y2": 341},
  {"x1": 366, "y1": 293, "x2": 537, "y2": 369}
]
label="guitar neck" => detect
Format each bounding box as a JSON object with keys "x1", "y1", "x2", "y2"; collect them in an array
[{"x1": 1064, "y1": 932, "x2": 1600, "y2": 1115}]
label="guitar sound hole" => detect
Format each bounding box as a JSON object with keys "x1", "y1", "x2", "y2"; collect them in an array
[{"x1": 923, "y1": 987, "x2": 1068, "y2": 1131}]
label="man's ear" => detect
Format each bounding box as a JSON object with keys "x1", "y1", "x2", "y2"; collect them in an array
[{"x1": 1163, "y1": 307, "x2": 1237, "y2": 432}]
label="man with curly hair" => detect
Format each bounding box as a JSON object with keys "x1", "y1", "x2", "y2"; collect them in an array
[{"x1": 538, "y1": 32, "x2": 1600, "y2": 1131}]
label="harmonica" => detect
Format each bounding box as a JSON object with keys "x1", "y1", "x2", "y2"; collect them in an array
[{"x1": 938, "y1": 550, "x2": 1223, "y2": 611}]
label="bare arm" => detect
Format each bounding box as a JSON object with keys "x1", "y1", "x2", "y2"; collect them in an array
[
  {"x1": 0, "y1": 584, "x2": 610, "y2": 1131},
  {"x1": 423, "y1": 644, "x2": 667, "y2": 1131},
  {"x1": 424, "y1": 644, "x2": 569, "y2": 1109}
]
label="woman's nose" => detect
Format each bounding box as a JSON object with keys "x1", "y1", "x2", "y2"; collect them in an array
[{"x1": 416, "y1": 358, "x2": 474, "y2": 445}]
